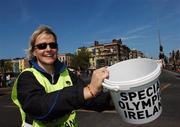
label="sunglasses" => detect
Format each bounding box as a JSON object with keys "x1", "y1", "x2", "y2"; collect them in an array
[{"x1": 34, "y1": 42, "x2": 58, "y2": 50}]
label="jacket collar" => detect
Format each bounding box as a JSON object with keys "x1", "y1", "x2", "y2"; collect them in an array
[{"x1": 29, "y1": 58, "x2": 67, "y2": 74}]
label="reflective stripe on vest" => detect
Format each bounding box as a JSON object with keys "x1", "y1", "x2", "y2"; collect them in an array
[{"x1": 11, "y1": 68, "x2": 78, "y2": 127}]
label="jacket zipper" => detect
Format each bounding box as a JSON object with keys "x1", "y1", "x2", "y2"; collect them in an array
[{"x1": 51, "y1": 74, "x2": 54, "y2": 84}]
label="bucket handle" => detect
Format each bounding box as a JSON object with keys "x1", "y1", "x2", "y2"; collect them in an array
[{"x1": 102, "y1": 82, "x2": 130, "y2": 91}]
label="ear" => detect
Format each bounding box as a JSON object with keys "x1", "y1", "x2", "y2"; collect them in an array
[{"x1": 32, "y1": 50, "x2": 37, "y2": 57}]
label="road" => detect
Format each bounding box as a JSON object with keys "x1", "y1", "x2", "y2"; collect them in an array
[
  {"x1": 0, "y1": 69, "x2": 180, "y2": 127},
  {"x1": 76, "y1": 69, "x2": 180, "y2": 127}
]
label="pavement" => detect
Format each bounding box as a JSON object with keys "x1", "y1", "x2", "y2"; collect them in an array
[
  {"x1": 0, "y1": 69, "x2": 180, "y2": 127},
  {"x1": 0, "y1": 87, "x2": 12, "y2": 96}
]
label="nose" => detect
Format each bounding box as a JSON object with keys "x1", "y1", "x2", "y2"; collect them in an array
[{"x1": 46, "y1": 45, "x2": 51, "y2": 50}]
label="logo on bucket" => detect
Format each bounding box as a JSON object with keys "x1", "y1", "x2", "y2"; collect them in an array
[{"x1": 114, "y1": 81, "x2": 162, "y2": 124}]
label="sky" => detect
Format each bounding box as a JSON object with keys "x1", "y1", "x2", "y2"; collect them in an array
[{"x1": 0, "y1": 0, "x2": 179, "y2": 59}]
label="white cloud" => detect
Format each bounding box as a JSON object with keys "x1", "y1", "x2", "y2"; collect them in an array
[
  {"x1": 18, "y1": 0, "x2": 31, "y2": 22},
  {"x1": 121, "y1": 35, "x2": 141, "y2": 41},
  {"x1": 126, "y1": 25, "x2": 152, "y2": 35}
]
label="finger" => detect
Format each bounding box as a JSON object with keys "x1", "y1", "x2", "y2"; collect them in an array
[{"x1": 101, "y1": 69, "x2": 109, "y2": 79}]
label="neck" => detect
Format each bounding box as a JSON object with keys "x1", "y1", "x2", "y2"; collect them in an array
[
  {"x1": 44, "y1": 65, "x2": 55, "y2": 74},
  {"x1": 38, "y1": 62, "x2": 55, "y2": 74}
]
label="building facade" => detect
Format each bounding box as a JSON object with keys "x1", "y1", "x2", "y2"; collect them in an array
[
  {"x1": 129, "y1": 49, "x2": 145, "y2": 59},
  {"x1": 58, "y1": 53, "x2": 73, "y2": 67},
  {"x1": 87, "y1": 39, "x2": 134, "y2": 69}
]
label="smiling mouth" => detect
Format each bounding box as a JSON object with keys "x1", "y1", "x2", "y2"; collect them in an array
[
  {"x1": 47, "y1": 54, "x2": 53, "y2": 57},
  {"x1": 44, "y1": 54, "x2": 55, "y2": 57}
]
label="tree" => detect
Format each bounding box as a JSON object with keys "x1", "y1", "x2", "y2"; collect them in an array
[
  {"x1": 0, "y1": 60, "x2": 4, "y2": 73},
  {"x1": 4, "y1": 61, "x2": 13, "y2": 72},
  {"x1": 172, "y1": 50, "x2": 176, "y2": 70},
  {"x1": 0, "y1": 60, "x2": 6, "y2": 87},
  {"x1": 175, "y1": 50, "x2": 180, "y2": 67},
  {"x1": 71, "y1": 47, "x2": 91, "y2": 70},
  {"x1": 175, "y1": 50, "x2": 180, "y2": 62},
  {"x1": 71, "y1": 54, "x2": 78, "y2": 69}
]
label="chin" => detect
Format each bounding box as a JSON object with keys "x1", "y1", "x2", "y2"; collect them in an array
[{"x1": 44, "y1": 58, "x2": 56, "y2": 64}]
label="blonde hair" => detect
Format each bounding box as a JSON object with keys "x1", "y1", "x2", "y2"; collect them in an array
[{"x1": 26, "y1": 25, "x2": 57, "y2": 60}]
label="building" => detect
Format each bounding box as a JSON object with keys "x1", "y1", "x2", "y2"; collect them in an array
[
  {"x1": 87, "y1": 39, "x2": 131, "y2": 69},
  {"x1": 58, "y1": 53, "x2": 73, "y2": 67},
  {"x1": 129, "y1": 49, "x2": 144, "y2": 59},
  {"x1": 12, "y1": 58, "x2": 29, "y2": 74}
]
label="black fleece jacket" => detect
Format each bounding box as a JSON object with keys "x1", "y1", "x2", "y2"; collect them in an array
[{"x1": 16, "y1": 59, "x2": 111, "y2": 123}]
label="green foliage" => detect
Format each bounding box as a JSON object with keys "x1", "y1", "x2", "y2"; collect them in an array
[
  {"x1": 4, "y1": 61, "x2": 13, "y2": 72},
  {"x1": 175, "y1": 50, "x2": 180, "y2": 61},
  {"x1": 169, "y1": 50, "x2": 180, "y2": 70},
  {"x1": 71, "y1": 47, "x2": 91, "y2": 70},
  {"x1": 0, "y1": 60, "x2": 13, "y2": 73},
  {"x1": 0, "y1": 60, "x2": 5, "y2": 73}
]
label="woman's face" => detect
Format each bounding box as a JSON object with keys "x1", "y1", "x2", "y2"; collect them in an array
[{"x1": 33, "y1": 33, "x2": 58, "y2": 67}]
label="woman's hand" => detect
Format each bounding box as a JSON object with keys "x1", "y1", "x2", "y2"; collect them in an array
[{"x1": 84, "y1": 67, "x2": 109, "y2": 99}]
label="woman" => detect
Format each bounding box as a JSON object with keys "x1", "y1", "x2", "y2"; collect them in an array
[{"x1": 11, "y1": 25, "x2": 111, "y2": 127}]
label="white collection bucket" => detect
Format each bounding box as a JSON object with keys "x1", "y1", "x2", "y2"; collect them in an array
[{"x1": 102, "y1": 58, "x2": 162, "y2": 124}]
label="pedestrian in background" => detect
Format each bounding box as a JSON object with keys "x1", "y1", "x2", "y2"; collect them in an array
[
  {"x1": 11, "y1": 25, "x2": 111, "y2": 127},
  {"x1": 6, "y1": 74, "x2": 11, "y2": 87}
]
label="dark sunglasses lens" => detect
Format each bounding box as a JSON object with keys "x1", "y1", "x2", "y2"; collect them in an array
[
  {"x1": 36, "y1": 43, "x2": 47, "y2": 49},
  {"x1": 35, "y1": 43, "x2": 58, "y2": 50},
  {"x1": 49, "y1": 43, "x2": 58, "y2": 49}
]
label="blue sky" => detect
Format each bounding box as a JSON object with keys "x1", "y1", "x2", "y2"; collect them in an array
[{"x1": 0, "y1": 0, "x2": 179, "y2": 59}]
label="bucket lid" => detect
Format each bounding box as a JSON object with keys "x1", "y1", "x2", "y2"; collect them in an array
[{"x1": 102, "y1": 58, "x2": 161, "y2": 91}]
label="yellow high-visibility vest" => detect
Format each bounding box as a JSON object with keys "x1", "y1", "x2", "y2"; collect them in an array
[{"x1": 11, "y1": 68, "x2": 77, "y2": 127}]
